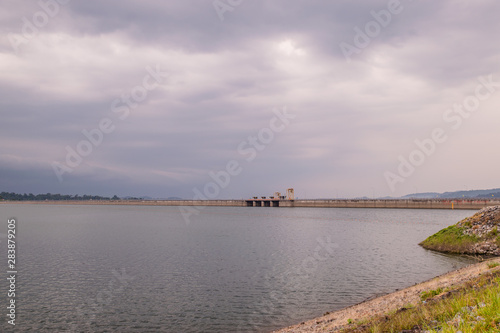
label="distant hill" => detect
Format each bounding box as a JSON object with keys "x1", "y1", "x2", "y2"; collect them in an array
[
  {"x1": 476, "y1": 192, "x2": 500, "y2": 199},
  {"x1": 402, "y1": 188, "x2": 500, "y2": 199},
  {"x1": 401, "y1": 192, "x2": 440, "y2": 199}
]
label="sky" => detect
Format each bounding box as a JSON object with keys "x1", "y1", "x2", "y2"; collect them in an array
[{"x1": 1, "y1": 0, "x2": 499, "y2": 199}]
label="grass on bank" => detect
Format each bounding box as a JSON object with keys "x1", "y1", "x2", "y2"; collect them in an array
[
  {"x1": 488, "y1": 262, "x2": 500, "y2": 269},
  {"x1": 419, "y1": 225, "x2": 479, "y2": 253},
  {"x1": 340, "y1": 265, "x2": 500, "y2": 333},
  {"x1": 420, "y1": 287, "x2": 444, "y2": 302}
]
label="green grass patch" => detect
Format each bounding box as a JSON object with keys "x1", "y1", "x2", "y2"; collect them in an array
[
  {"x1": 420, "y1": 288, "x2": 444, "y2": 301},
  {"x1": 419, "y1": 225, "x2": 478, "y2": 253},
  {"x1": 487, "y1": 262, "x2": 500, "y2": 269},
  {"x1": 340, "y1": 271, "x2": 500, "y2": 333},
  {"x1": 487, "y1": 227, "x2": 498, "y2": 238}
]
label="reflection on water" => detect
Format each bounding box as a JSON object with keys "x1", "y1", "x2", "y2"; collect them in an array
[{"x1": 0, "y1": 204, "x2": 478, "y2": 332}]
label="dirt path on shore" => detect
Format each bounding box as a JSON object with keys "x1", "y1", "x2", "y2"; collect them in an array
[{"x1": 273, "y1": 257, "x2": 500, "y2": 333}]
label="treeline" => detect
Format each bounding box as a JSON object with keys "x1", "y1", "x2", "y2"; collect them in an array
[
  {"x1": 0, "y1": 192, "x2": 120, "y2": 201},
  {"x1": 476, "y1": 192, "x2": 500, "y2": 198}
]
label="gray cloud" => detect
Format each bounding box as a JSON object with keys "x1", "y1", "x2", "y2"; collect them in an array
[{"x1": 1, "y1": 0, "x2": 499, "y2": 198}]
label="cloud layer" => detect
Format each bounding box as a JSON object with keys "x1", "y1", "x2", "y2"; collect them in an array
[{"x1": 1, "y1": 0, "x2": 500, "y2": 198}]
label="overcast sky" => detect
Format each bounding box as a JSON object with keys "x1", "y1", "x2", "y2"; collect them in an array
[{"x1": 1, "y1": 0, "x2": 499, "y2": 199}]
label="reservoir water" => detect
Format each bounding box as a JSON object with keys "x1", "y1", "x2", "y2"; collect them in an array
[{"x1": 0, "y1": 204, "x2": 478, "y2": 332}]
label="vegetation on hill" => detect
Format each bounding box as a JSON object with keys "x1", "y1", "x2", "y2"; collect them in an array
[{"x1": 420, "y1": 206, "x2": 500, "y2": 256}]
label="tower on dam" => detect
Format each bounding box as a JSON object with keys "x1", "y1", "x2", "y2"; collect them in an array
[{"x1": 247, "y1": 188, "x2": 295, "y2": 207}]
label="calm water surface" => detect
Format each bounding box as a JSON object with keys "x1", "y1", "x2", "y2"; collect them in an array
[{"x1": 0, "y1": 204, "x2": 478, "y2": 332}]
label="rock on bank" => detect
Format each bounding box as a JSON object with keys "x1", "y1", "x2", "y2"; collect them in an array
[{"x1": 420, "y1": 206, "x2": 500, "y2": 256}]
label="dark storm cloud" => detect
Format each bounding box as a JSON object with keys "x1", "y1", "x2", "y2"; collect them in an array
[{"x1": 1, "y1": 0, "x2": 500, "y2": 198}]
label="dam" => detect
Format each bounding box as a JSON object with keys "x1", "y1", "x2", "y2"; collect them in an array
[
  {"x1": 165, "y1": 198, "x2": 500, "y2": 210},
  {"x1": 5, "y1": 198, "x2": 500, "y2": 210}
]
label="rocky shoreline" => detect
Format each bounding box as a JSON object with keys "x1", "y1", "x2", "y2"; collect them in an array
[
  {"x1": 273, "y1": 258, "x2": 500, "y2": 332},
  {"x1": 456, "y1": 206, "x2": 500, "y2": 255},
  {"x1": 420, "y1": 206, "x2": 500, "y2": 256}
]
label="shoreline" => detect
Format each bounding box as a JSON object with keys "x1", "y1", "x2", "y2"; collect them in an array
[{"x1": 273, "y1": 257, "x2": 500, "y2": 332}]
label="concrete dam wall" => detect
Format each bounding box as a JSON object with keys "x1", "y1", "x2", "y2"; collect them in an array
[
  {"x1": 4, "y1": 199, "x2": 499, "y2": 210},
  {"x1": 278, "y1": 199, "x2": 500, "y2": 209}
]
